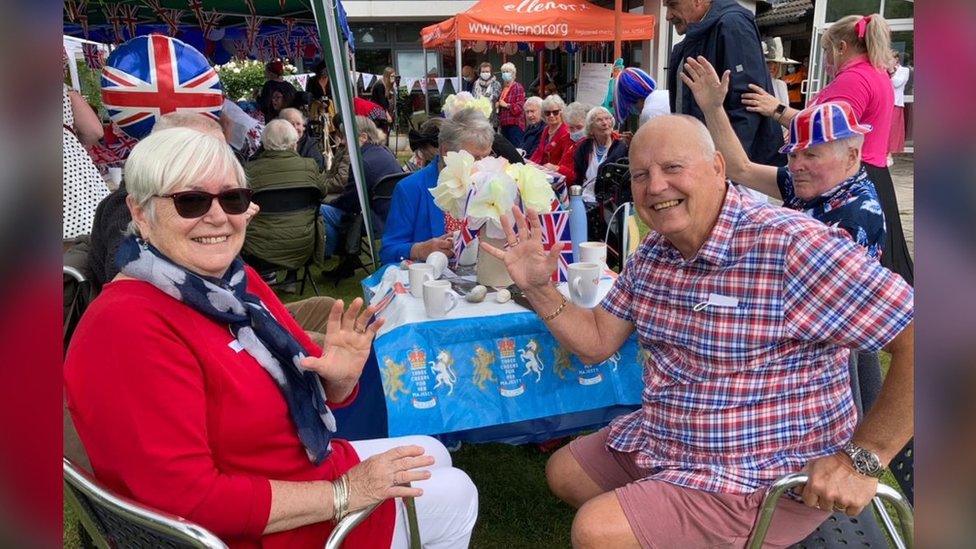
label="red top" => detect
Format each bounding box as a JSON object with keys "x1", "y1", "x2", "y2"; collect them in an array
[
  {"x1": 557, "y1": 139, "x2": 584, "y2": 185},
  {"x1": 811, "y1": 55, "x2": 893, "y2": 168},
  {"x1": 64, "y1": 266, "x2": 394, "y2": 548},
  {"x1": 354, "y1": 96, "x2": 389, "y2": 122},
  {"x1": 529, "y1": 123, "x2": 571, "y2": 165}
]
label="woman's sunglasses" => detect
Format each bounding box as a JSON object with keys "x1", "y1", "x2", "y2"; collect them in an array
[
  {"x1": 544, "y1": 110, "x2": 562, "y2": 117},
  {"x1": 155, "y1": 188, "x2": 253, "y2": 219}
]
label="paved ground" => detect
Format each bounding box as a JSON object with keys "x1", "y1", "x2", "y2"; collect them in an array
[{"x1": 890, "y1": 154, "x2": 914, "y2": 258}]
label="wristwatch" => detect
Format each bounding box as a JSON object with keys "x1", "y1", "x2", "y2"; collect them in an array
[
  {"x1": 774, "y1": 103, "x2": 787, "y2": 119},
  {"x1": 842, "y1": 442, "x2": 886, "y2": 478}
]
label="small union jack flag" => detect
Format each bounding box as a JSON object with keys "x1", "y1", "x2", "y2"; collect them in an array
[
  {"x1": 452, "y1": 219, "x2": 480, "y2": 267},
  {"x1": 82, "y1": 43, "x2": 104, "y2": 70},
  {"x1": 368, "y1": 282, "x2": 407, "y2": 327},
  {"x1": 101, "y1": 34, "x2": 223, "y2": 140},
  {"x1": 538, "y1": 210, "x2": 573, "y2": 282}
]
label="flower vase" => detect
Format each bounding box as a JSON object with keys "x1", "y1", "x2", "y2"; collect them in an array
[{"x1": 476, "y1": 237, "x2": 514, "y2": 288}]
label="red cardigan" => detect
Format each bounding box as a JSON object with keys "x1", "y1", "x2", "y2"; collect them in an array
[
  {"x1": 64, "y1": 266, "x2": 394, "y2": 548},
  {"x1": 529, "y1": 123, "x2": 571, "y2": 166}
]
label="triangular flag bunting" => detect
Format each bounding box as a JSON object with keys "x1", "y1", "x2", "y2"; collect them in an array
[
  {"x1": 361, "y1": 72, "x2": 376, "y2": 90},
  {"x1": 434, "y1": 78, "x2": 447, "y2": 94}
]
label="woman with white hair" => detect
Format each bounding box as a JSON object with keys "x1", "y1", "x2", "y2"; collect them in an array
[
  {"x1": 243, "y1": 119, "x2": 328, "y2": 288},
  {"x1": 443, "y1": 92, "x2": 523, "y2": 164},
  {"x1": 380, "y1": 108, "x2": 496, "y2": 265},
  {"x1": 65, "y1": 127, "x2": 478, "y2": 549},
  {"x1": 566, "y1": 107, "x2": 628, "y2": 203},
  {"x1": 529, "y1": 94, "x2": 571, "y2": 168},
  {"x1": 496, "y1": 62, "x2": 526, "y2": 148},
  {"x1": 521, "y1": 96, "x2": 545, "y2": 157}
]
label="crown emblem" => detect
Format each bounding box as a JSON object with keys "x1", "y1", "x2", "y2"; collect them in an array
[
  {"x1": 408, "y1": 347, "x2": 427, "y2": 369},
  {"x1": 497, "y1": 338, "x2": 516, "y2": 358}
]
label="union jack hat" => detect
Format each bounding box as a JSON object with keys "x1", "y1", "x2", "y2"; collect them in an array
[
  {"x1": 101, "y1": 34, "x2": 223, "y2": 140},
  {"x1": 780, "y1": 101, "x2": 872, "y2": 154}
]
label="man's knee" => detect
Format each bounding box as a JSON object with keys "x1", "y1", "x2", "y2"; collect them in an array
[
  {"x1": 546, "y1": 445, "x2": 597, "y2": 507},
  {"x1": 571, "y1": 494, "x2": 639, "y2": 549}
]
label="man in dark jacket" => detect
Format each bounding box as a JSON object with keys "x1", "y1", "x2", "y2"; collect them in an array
[
  {"x1": 666, "y1": 0, "x2": 785, "y2": 166},
  {"x1": 279, "y1": 108, "x2": 326, "y2": 171}
]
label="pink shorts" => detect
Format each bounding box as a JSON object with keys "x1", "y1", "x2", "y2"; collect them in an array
[{"x1": 569, "y1": 428, "x2": 829, "y2": 548}]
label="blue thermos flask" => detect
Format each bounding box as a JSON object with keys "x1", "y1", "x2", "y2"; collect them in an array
[{"x1": 568, "y1": 185, "x2": 587, "y2": 263}]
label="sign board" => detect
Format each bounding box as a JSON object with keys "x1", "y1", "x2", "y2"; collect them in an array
[{"x1": 576, "y1": 62, "x2": 613, "y2": 108}]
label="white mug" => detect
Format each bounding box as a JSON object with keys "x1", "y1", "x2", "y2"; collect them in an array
[
  {"x1": 426, "y1": 251, "x2": 448, "y2": 279},
  {"x1": 568, "y1": 262, "x2": 602, "y2": 308},
  {"x1": 408, "y1": 263, "x2": 435, "y2": 298},
  {"x1": 579, "y1": 242, "x2": 608, "y2": 268},
  {"x1": 423, "y1": 280, "x2": 459, "y2": 318},
  {"x1": 107, "y1": 166, "x2": 123, "y2": 189}
]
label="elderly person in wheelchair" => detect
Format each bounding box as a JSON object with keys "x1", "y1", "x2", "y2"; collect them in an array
[
  {"x1": 481, "y1": 114, "x2": 913, "y2": 547},
  {"x1": 64, "y1": 127, "x2": 478, "y2": 548}
]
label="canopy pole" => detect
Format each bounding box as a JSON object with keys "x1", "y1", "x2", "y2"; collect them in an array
[
  {"x1": 455, "y1": 39, "x2": 463, "y2": 95},
  {"x1": 613, "y1": 0, "x2": 622, "y2": 60},
  {"x1": 538, "y1": 50, "x2": 544, "y2": 96},
  {"x1": 310, "y1": 0, "x2": 377, "y2": 266},
  {"x1": 423, "y1": 47, "x2": 430, "y2": 114}
]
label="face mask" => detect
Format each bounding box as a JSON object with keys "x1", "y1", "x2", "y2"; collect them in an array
[
  {"x1": 570, "y1": 129, "x2": 586, "y2": 142},
  {"x1": 464, "y1": 75, "x2": 474, "y2": 82},
  {"x1": 480, "y1": 72, "x2": 492, "y2": 80},
  {"x1": 501, "y1": 73, "x2": 513, "y2": 82},
  {"x1": 786, "y1": 66, "x2": 796, "y2": 74}
]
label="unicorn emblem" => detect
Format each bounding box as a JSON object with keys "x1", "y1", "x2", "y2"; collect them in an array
[
  {"x1": 430, "y1": 350, "x2": 458, "y2": 395},
  {"x1": 471, "y1": 346, "x2": 497, "y2": 390},
  {"x1": 381, "y1": 357, "x2": 410, "y2": 401},
  {"x1": 605, "y1": 352, "x2": 621, "y2": 371},
  {"x1": 519, "y1": 339, "x2": 544, "y2": 382},
  {"x1": 553, "y1": 345, "x2": 575, "y2": 380}
]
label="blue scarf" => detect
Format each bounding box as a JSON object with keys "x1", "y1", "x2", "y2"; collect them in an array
[{"x1": 117, "y1": 236, "x2": 336, "y2": 464}]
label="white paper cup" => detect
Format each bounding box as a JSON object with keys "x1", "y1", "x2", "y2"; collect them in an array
[
  {"x1": 426, "y1": 251, "x2": 448, "y2": 279},
  {"x1": 423, "y1": 280, "x2": 459, "y2": 318},
  {"x1": 408, "y1": 263, "x2": 435, "y2": 298},
  {"x1": 568, "y1": 262, "x2": 602, "y2": 308},
  {"x1": 579, "y1": 242, "x2": 608, "y2": 268}
]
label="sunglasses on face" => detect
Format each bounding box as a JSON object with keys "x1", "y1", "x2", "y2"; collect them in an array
[
  {"x1": 544, "y1": 110, "x2": 562, "y2": 116},
  {"x1": 155, "y1": 188, "x2": 253, "y2": 219}
]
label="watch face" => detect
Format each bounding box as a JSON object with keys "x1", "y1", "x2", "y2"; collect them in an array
[{"x1": 853, "y1": 449, "x2": 881, "y2": 475}]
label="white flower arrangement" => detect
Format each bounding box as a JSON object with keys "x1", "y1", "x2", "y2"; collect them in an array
[
  {"x1": 429, "y1": 151, "x2": 556, "y2": 239},
  {"x1": 442, "y1": 92, "x2": 493, "y2": 119}
]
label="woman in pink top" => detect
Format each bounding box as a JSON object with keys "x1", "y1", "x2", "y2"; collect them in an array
[{"x1": 741, "y1": 14, "x2": 913, "y2": 286}]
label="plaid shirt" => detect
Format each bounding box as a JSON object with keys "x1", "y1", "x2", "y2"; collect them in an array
[
  {"x1": 601, "y1": 185, "x2": 913, "y2": 494},
  {"x1": 497, "y1": 81, "x2": 526, "y2": 129}
]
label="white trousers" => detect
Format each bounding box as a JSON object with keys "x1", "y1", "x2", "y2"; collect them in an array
[{"x1": 350, "y1": 436, "x2": 478, "y2": 549}]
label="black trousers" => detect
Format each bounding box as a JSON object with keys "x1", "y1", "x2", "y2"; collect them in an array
[{"x1": 864, "y1": 163, "x2": 914, "y2": 286}]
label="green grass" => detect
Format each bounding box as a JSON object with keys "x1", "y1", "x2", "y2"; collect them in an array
[{"x1": 63, "y1": 259, "x2": 907, "y2": 547}]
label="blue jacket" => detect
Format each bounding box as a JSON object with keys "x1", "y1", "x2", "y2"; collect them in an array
[
  {"x1": 379, "y1": 160, "x2": 445, "y2": 265},
  {"x1": 667, "y1": 0, "x2": 785, "y2": 166},
  {"x1": 522, "y1": 122, "x2": 545, "y2": 159}
]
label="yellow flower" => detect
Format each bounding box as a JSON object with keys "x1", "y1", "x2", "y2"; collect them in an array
[
  {"x1": 429, "y1": 150, "x2": 474, "y2": 217},
  {"x1": 506, "y1": 163, "x2": 556, "y2": 212},
  {"x1": 467, "y1": 170, "x2": 518, "y2": 238}
]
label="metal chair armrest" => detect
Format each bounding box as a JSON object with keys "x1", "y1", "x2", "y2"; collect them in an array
[
  {"x1": 324, "y1": 502, "x2": 380, "y2": 549},
  {"x1": 746, "y1": 472, "x2": 914, "y2": 549}
]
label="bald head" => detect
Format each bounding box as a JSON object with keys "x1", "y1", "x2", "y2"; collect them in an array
[
  {"x1": 632, "y1": 114, "x2": 716, "y2": 160},
  {"x1": 152, "y1": 112, "x2": 225, "y2": 141}
]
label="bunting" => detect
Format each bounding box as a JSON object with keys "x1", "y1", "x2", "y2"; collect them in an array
[
  {"x1": 82, "y1": 43, "x2": 105, "y2": 70},
  {"x1": 291, "y1": 36, "x2": 305, "y2": 60},
  {"x1": 279, "y1": 0, "x2": 287, "y2": 10},
  {"x1": 244, "y1": 15, "x2": 263, "y2": 49},
  {"x1": 304, "y1": 27, "x2": 320, "y2": 55},
  {"x1": 160, "y1": 8, "x2": 184, "y2": 35},
  {"x1": 121, "y1": 5, "x2": 140, "y2": 39},
  {"x1": 283, "y1": 17, "x2": 296, "y2": 42},
  {"x1": 232, "y1": 40, "x2": 250, "y2": 60},
  {"x1": 78, "y1": 13, "x2": 90, "y2": 39},
  {"x1": 434, "y1": 77, "x2": 447, "y2": 94},
  {"x1": 103, "y1": 4, "x2": 124, "y2": 44},
  {"x1": 65, "y1": 0, "x2": 78, "y2": 22},
  {"x1": 361, "y1": 72, "x2": 376, "y2": 91},
  {"x1": 198, "y1": 9, "x2": 223, "y2": 40},
  {"x1": 242, "y1": 0, "x2": 256, "y2": 15},
  {"x1": 186, "y1": 0, "x2": 204, "y2": 24}
]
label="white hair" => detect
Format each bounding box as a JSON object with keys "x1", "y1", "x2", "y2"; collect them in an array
[
  {"x1": 820, "y1": 134, "x2": 865, "y2": 159},
  {"x1": 152, "y1": 112, "x2": 223, "y2": 136},
  {"x1": 500, "y1": 62, "x2": 517, "y2": 75},
  {"x1": 584, "y1": 106, "x2": 615, "y2": 137},
  {"x1": 277, "y1": 107, "x2": 306, "y2": 123},
  {"x1": 563, "y1": 102, "x2": 591, "y2": 127},
  {"x1": 124, "y1": 127, "x2": 247, "y2": 234},
  {"x1": 262, "y1": 119, "x2": 299, "y2": 151},
  {"x1": 439, "y1": 108, "x2": 495, "y2": 153},
  {"x1": 541, "y1": 94, "x2": 566, "y2": 112},
  {"x1": 524, "y1": 96, "x2": 543, "y2": 110},
  {"x1": 355, "y1": 115, "x2": 386, "y2": 145}
]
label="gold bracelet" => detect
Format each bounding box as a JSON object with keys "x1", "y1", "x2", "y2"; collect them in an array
[{"x1": 540, "y1": 295, "x2": 569, "y2": 321}]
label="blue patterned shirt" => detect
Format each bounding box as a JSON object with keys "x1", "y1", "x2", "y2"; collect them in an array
[{"x1": 777, "y1": 166, "x2": 886, "y2": 261}]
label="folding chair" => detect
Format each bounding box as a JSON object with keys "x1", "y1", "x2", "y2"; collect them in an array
[
  {"x1": 64, "y1": 458, "x2": 227, "y2": 549},
  {"x1": 747, "y1": 352, "x2": 915, "y2": 548},
  {"x1": 247, "y1": 186, "x2": 324, "y2": 296}
]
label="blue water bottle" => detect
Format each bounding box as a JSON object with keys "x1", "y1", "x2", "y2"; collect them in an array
[{"x1": 568, "y1": 185, "x2": 587, "y2": 263}]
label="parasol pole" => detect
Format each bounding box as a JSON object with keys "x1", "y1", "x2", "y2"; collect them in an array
[
  {"x1": 613, "y1": 0, "x2": 622, "y2": 60},
  {"x1": 455, "y1": 38, "x2": 463, "y2": 94}
]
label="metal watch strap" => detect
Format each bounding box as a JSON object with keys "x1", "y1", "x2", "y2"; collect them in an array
[{"x1": 843, "y1": 442, "x2": 886, "y2": 478}]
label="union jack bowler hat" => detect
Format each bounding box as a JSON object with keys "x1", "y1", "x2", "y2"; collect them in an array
[
  {"x1": 780, "y1": 101, "x2": 872, "y2": 154},
  {"x1": 101, "y1": 34, "x2": 223, "y2": 140}
]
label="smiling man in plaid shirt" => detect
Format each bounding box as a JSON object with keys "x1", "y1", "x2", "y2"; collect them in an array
[{"x1": 482, "y1": 115, "x2": 913, "y2": 547}]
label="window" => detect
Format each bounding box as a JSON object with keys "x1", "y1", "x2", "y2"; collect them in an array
[
  {"x1": 826, "y1": 0, "x2": 881, "y2": 23},
  {"x1": 396, "y1": 51, "x2": 440, "y2": 79},
  {"x1": 395, "y1": 23, "x2": 423, "y2": 44},
  {"x1": 351, "y1": 24, "x2": 388, "y2": 45},
  {"x1": 884, "y1": 0, "x2": 914, "y2": 20}
]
